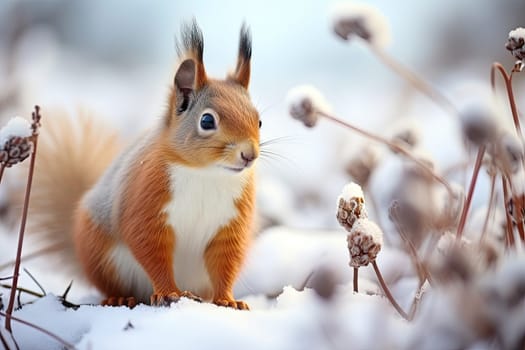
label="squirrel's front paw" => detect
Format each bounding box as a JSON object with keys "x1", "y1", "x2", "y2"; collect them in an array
[
  {"x1": 150, "y1": 291, "x2": 202, "y2": 306},
  {"x1": 213, "y1": 299, "x2": 250, "y2": 310}
]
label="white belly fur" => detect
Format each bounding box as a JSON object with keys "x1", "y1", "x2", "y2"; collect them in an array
[{"x1": 164, "y1": 165, "x2": 248, "y2": 297}]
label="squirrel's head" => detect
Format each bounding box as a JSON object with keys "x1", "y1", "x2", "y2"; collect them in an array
[{"x1": 165, "y1": 19, "x2": 260, "y2": 174}]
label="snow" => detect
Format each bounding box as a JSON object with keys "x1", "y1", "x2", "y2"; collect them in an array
[
  {"x1": 338, "y1": 182, "x2": 364, "y2": 202},
  {"x1": 508, "y1": 27, "x2": 525, "y2": 41},
  {"x1": 0, "y1": 117, "x2": 32, "y2": 148},
  {"x1": 350, "y1": 218, "x2": 384, "y2": 247}
]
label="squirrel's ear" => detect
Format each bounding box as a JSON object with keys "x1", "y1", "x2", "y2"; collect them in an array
[
  {"x1": 230, "y1": 24, "x2": 252, "y2": 89},
  {"x1": 174, "y1": 59, "x2": 198, "y2": 114}
]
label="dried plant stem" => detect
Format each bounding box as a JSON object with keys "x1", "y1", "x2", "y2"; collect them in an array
[
  {"x1": 490, "y1": 62, "x2": 522, "y2": 138},
  {"x1": 368, "y1": 44, "x2": 458, "y2": 116},
  {"x1": 0, "y1": 328, "x2": 10, "y2": 350},
  {"x1": 353, "y1": 267, "x2": 358, "y2": 293},
  {"x1": 0, "y1": 311, "x2": 76, "y2": 349},
  {"x1": 0, "y1": 164, "x2": 5, "y2": 184},
  {"x1": 456, "y1": 145, "x2": 486, "y2": 241},
  {"x1": 371, "y1": 261, "x2": 409, "y2": 320},
  {"x1": 408, "y1": 281, "x2": 425, "y2": 321},
  {"x1": 5, "y1": 135, "x2": 38, "y2": 332},
  {"x1": 502, "y1": 177, "x2": 516, "y2": 248},
  {"x1": 319, "y1": 111, "x2": 453, "y2": 195},
  {"x1": 1, "y1": 284, "x2": 43, "y2": 298},
  {"x1": 480, "y1": 173, "x2": 497, "y2": 242}
]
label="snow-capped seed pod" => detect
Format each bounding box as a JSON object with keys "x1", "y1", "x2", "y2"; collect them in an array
[
  {"x1": 459, "y1": 103, "x2": 499, "y2": 147},
  {"x1": 336, "y1": 182, "x2": 368, "y2": 232},
  {"x1": 331, "y1": 2, "x2": 391, "y2": 49},
  {"x1": 506, "y1": 27, "x2": 525, "y2": 61},
  {"x1": 1, "y1": 136, "x2": 33, "y2": 167},
  {"x1": 0, "y1": 116, "x2": 33, "y2": 167},
  {"x1": 286, "y1": 85, "x2": 330, "y2": 128},
  {"x1": 347, "y1": 218, "x2": 383, "y2": 268}
]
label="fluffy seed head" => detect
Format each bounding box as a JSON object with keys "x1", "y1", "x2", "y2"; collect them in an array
[
  {"x1": 331, "y1": 2, "x2": 391, "y2": 49},
  {"x1": 347, "y1": 218, "x2": 383, "y2": 268},
  {"x1": 506, "y1": 27, "x2": 525, "y2": 61},
  {"x1": 337, "y1": 182, "x2": 368, "y2": 231},
  {"x1": 494, "y1": 132, "x2": 524, "y2": 175},
  {"x1": 286, "y1": 85, "x2": 330, "y2": 128},
  {"x1": 459, "y1": 103, "x2": 499, "y2": 147}
]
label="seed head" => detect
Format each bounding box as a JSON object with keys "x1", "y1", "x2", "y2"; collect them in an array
[
  {"x1": 336, "y1": 182, "x2": 368, "y2": 232},
  {"x1": 459, "y1": 103, "x2": 499, "y2": 147},
  {"x1": 506, "y1": 27, "x2": 525, "y2": 61},
  {"x1": 347, "y1": 218, "x2": 383, "y2": 268},
  {"x1": 0, "y1": 116, "x2": 33, "y2": 167},
  {"x1": 286, "y1": 85, "x2": 330, "y2": 128},
  {"x1": 331, "y1": 2, "x2": 391, "y2": 49}
]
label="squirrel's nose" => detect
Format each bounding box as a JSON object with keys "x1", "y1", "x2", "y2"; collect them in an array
[{"x1": 241, "y1": 151, "x2": 256, "y2": 163}]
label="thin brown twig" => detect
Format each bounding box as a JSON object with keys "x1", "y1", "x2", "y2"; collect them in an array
[
  {"x1": 368, "y1": 44, "x2": 458, "y2": 117},
  {"x1": 0, "y1": 164, "x2": 5, "y2": 184},
  {"x1": 456, "y1": 145, "x2": 486, "y2": 241},
  {"x1": 1, "y1": 284, "x2": 44, "y2": 299},
  {"x1": 0, "y1": 327, "x2": 10, "y2": 350},
  {"x1": 319, "y1": 111, "x2": 453, "y2": 196},
  {"x1": 353, "y1": 267, "x2": 358, "y2": 293},
  {"x1": 5, "y1": 107, "x2": 40, "y2": 332},
  {"x1": 480, "y1": 173, "x2": 497, "y2": 242},
  {"x1": 0, "y1": 311, "x2": 76, "y2": 350},
  {"x1": 502, "y1": 177, "x2": 515, "y2": 248},
  {"x1": 490, "y1": 62, "x2": 522, "y2": 139},
  {"x1": 371, "y1": 261, "x2": 409, "y2": 320}
]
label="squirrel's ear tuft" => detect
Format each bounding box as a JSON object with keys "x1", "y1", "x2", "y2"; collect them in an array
[
  {"x1": 174, "y1": 59, "x2": 196, "y2": 114},
  {"x1": 229, "y1": 23, "x2": 252, "y2": 89},
  {"x1": 177, "y1": 18, "x2": 207, "y2": 90}
]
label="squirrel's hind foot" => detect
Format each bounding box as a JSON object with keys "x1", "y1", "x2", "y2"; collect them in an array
[
  {"x1": 102, "y1": 296, "x2": 137, "y2": 308},
  {"x1": 213, "y1": 299, "x2": 250, "y2": 310}
]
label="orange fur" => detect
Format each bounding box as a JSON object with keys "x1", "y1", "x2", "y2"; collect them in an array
[
  {"x1": 205, "y1": 175, "x2": 255, "y2": 309},
  {"x1": 73, "y1": 208, "x2": 124, "y2": 298},
  {"x1": 118, "y1": 136, "x2": 179, "y2": 298}
]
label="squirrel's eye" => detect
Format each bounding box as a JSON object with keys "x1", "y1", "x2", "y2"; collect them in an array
[
  {"x1": 258, "y1": 120, "x2": 262, "y2": 128},
  {"x1": 200, "y1": 113, "x2": 216, "y2": 130}
]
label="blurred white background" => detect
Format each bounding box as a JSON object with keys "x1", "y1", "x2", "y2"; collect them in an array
[{"x1": 0, "y1": 0, "x2": 524, "y2": 229}]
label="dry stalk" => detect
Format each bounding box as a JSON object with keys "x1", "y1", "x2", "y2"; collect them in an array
[
  {"x1": 5, "y1": 106, "x2": 41, "y2": 332},
  {"x1": 319, "y1": 111, "x2": 453, "y2": 196},
  {"x1": 371, "y1": 260, "x2": 408, "y2": 320},
  {"x1": 456, "y1": 145, "x2": 486, "y2": 241},
  {"x1": 490, "y1": 62, "x2": 522, "y2": 138},
  {"x1": 353, "y1": 267, "x2": 358, "y2": 293}
]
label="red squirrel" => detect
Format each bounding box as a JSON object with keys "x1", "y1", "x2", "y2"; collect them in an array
[{"x1": 30, "y1": 20, "x2": 260, "y2": 310}]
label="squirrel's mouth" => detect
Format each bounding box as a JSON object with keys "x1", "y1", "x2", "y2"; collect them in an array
[{"x1": 221, "y1": 166, "x2": 245, "y2": 173}]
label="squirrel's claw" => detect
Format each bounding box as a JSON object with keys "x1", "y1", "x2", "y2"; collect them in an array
[{"x1": 102, "y1": 296, "x2": 137, "y2": 308}]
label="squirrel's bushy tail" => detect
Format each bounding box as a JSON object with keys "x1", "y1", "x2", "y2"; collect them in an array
[{"x1": 29, "y1": 110, "x2": 121, "y2": 276}]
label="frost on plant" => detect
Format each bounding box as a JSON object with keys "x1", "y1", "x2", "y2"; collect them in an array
[
  {"x1": 506, "y1": 27, "x2": 525, "y2": 61},
  {"x1": 331, "y1": 2, "x2": 391, "y2": 49},
  {"x1": 336, "y1": 182, "x2": 368, "y2": 232},
  {"x1": 347, "y1": 218, "x2": 383, "y2": 268},
  {"x1": 0, "y1": 116, "x2": 33, "y2": 167}
]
